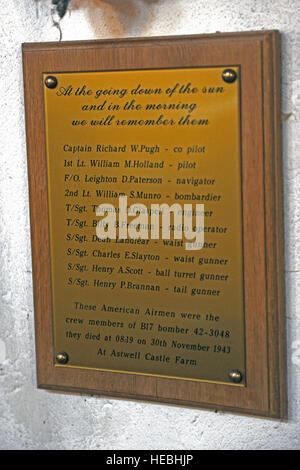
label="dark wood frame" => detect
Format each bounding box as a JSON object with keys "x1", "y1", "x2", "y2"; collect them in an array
[{"x1": 22, "y1": 30, "x2": 286, "y2": 418}]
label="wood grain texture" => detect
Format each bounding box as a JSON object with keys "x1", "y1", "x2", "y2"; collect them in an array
[{"x1": 22, "y1": 30, "x2": 286, "y2": 418}]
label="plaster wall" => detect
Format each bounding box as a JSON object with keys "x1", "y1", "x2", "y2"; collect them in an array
[{"x1": 0, "y1": 0, "x2": 299, "y2": 450}]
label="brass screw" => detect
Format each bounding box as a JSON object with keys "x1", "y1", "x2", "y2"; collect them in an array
[
  {"x1": 56, "y1": 351, "x2": 69, "y2": 364},
  {"x1": 222, "y1": 69, "x2": 237, "y2": 83},
  {"x1": 45, "y1": 75, "x2": 58, "y2": 89},
  {"x1": 228, "y1": 370, "x2": 243, "y2": 383}
]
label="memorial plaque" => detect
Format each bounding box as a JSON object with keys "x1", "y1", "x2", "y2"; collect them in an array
[
  {"x1": 23, "y1": 31, "x2": 286, "y2": 417},
  {"x1": 44, "y1": 67, "x2": 244, "y2": 384}
]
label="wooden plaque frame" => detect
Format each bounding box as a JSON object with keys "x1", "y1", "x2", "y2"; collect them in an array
[{"x1": 22, "y1": 31, "x2": 286, "y2": 418}]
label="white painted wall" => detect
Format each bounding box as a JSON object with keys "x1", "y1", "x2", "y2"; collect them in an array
[{"x1": 0, "y1": 0, "x2": 299, "y2": 450}]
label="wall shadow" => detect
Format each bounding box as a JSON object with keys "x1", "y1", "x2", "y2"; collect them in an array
[{"x1": 69, "y1": 0, "x2": 163, "y2": 37}]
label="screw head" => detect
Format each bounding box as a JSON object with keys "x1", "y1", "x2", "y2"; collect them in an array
[
  {"x1": 56, "y1": 351, "x2": 69, "y2": 364},
  {"x1": 45, "y1": 75, "x2": 58, "y2": 89},
  {"x1": 222, "y1": 68, "x2": 237, "y2": 83},
  {"x1": 228, "y1": 370, "x2": 243, "y2": 383}
]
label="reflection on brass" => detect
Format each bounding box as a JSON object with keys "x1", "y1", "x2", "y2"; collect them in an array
[
  {"x1": 222, "y1": 69, "x2": 237, "y2": 83},
  {"x1": 228, "y1": 370, "x2": 243, "y2": 383},
  {"x1": 56, "y1": 352, "x2": 69, "y2": 364},
  {"x1": 44, "y1": 67, "x2": 245, "y2": 385},
  {"x1": 45, "y1": 75, "x2": 58, "y2": 89}
]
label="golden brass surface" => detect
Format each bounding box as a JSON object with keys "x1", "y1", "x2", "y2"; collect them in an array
[{"x1": 44, "y1": 67, "x2": 245, "y2": 385}]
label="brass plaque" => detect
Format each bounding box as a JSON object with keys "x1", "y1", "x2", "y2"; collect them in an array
[{"x1": 44, "y1": 66, "x2": 245, "y2": 385}]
